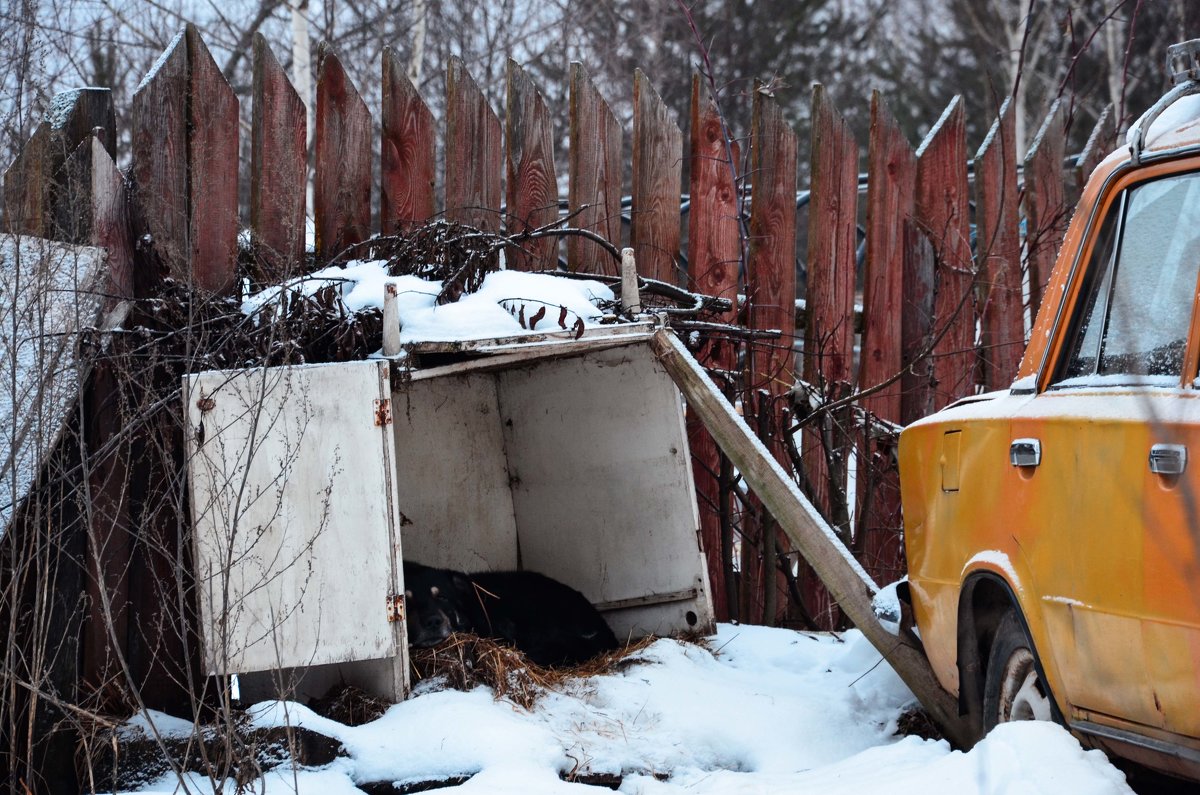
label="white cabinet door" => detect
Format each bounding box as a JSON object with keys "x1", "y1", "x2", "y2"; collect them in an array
[{"x1": 185, "y1": 360, "x2": 405, "y2": 697}]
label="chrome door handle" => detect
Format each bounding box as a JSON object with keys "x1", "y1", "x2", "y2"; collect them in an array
[
  {"x1": 1149, "y1": 444, "x2": 1187, "y2": 475},
  {"x1": 1010, "y1": 438, "x2": 1041, "y2": 467}
]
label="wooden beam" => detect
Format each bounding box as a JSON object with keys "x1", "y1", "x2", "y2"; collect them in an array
[{"x1": 649, "y1": 328, "x2": 972, "y2": 749}]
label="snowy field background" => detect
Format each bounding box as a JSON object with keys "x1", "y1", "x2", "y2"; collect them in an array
[{"x1": 116, "y1": 624, "x2": 1132, "y2": 794}]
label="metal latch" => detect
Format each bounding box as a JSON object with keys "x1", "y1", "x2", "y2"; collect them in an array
[
  {"x1": 386, "y1": 592, "x2": 405, "y2": 623},
  {"x1": 374, "y1": 398, "x2": 392, "y2": 426},
  {"x1": 1149, "y1": 444, "x2": 1187, "y2": 476},
  {"x1": 1010, "y1": 438, "x2": 1041, "y2": 468}
]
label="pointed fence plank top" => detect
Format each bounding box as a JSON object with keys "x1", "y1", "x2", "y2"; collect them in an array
[
  {"x1": 506, "y1": 60, "x2": 559, "y2": 270},
  {"x1": 446, "y1": 57, "x2": 502, "y2": 233},
  {"x1": 632, "y1": 69, "x2": 683, "y2": 284},
  {"x1": 747, "y1": 88, "x2": 798, "y2": 395},
  {"x1": 687, "y1": 74, "x2": 740, "y2": 318},
  {"x1": 382, "y1": 47, "x2": 436, "y2": 233},
  {"x1": 568, "y1": 63, "x2": 623, "y2": 275},
  {"x1": 805, "y1": 84, "x2": 858, "y2": 391},
  {"x1": 315, "y1": 43, "x2": 372, "y2": 261},
  {"x1": 251, "y1": 34, "x2": 307, "y2": 282},
  {"x1": 914, "y1": 96, "x2": 972, "y2": 410},
  {"x1": 860, "y1": 91, "x2": 915, "y2": 422},
  {"x1": 1024, "y1": 99, "x2": 1068, "y2": 320},
  {"x1": 974, "y1": 98, "x2": 1023, "y2": 390}
]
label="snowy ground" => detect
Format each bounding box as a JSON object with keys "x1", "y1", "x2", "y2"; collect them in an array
[{"x1": 118, "y1": 624, "x2": 1132, "y2": 794}]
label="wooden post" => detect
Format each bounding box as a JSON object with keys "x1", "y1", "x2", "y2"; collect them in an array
[
  {"x1": 631, "y1": 69, "x2": 682, "y2": 285},
  {"x1": 901, "y1": 220, "x2": 937, "y2": 424},
  {"x1": 251, "y1": 33, "x2": 307, "y2": 283},
  {"x1": 315, "y1": 42, "x2": 372, "y2": 261},
  {"x1": 505, "y1": 59, "x2": 559, "y2": 270},
  {"x1": 445, "y1": 57, "x2": 502, "y2": 233},
  {"x1": 130, "y1": 25, "x2": 238, "y2": 296},
  {"x1": 650, "y1": 329, "x2": 972, "y2": 750},
  {"x1": 381, "y1": 46, "x2": 435, "y2": 233},
  {"x1": 858, "y1": 91, "x2": 915, "y2": 588},
  {"x1": 974, "y1": 98, "x2": 1023, "y2": 391},
  {"x1": 914, "y1": 96, "x2": 972, "y2": 411},
  {"x1": 568, "y1": 63, "x2": 623, "y2": 275},
  {"x1": 1023, "y1": 99, "x2": 1068, "y2": 321},
  {"x1": 686, "y1": 73, "x2": 741, "y2": 621},
  {"x1": 745, "y1": 86, "x2": 797, "y2": 626}
]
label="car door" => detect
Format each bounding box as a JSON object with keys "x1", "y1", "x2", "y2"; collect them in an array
[{"x1": 1016, "y1": 165, "x2": 1200, "y2": 738}]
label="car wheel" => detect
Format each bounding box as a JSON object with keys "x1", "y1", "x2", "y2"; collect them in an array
[{"x1": 983, "y1": 608, "x2": 1053, "y2": 730}]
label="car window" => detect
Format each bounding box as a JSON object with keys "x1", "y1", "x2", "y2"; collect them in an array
[{"x1": 1054, "y1": 171, "x2": 1200, "y2": 387}]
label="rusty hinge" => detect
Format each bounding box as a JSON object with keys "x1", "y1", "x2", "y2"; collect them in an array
[
  {"x1": 386, "y1": 592, "x2": 405, "y2": 623},
  {"x1": 374, "y1": 398, "x2": 392, "y2": 426}
]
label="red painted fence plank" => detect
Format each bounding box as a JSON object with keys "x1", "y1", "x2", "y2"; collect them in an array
[
  {"x1": 568, "y1": 62, "x2": 623, "y2": 275},
  {"x1": 381, "y1": 46, "x2": 435, "y2": 233},
  {"x1": 686, "y1": 73, "x2": 742, "y2": 622},
  {"x1": 631, "y1": 69, "x2": 683, "y2": 284},
  {"x1": 914, "y1": 96, "x2": 973, "y2": 412},
  {"x1": 803, "y1": 83, "x2": 858, "y2": 525},
  {"x1": 975, "y1": 98, "x2": 1023, "y2": 391},
  {"x1": 445, "y1": 57, "x2": 502, "y2": 233},
  {"x1": 857, "y1": 90, "x2": 915, "y2": 588},
  {"x1": 251, "y1": 33, "x2": 307, "y2": 282},
  {"x1": 185, "y1": 25, "x2": 238, "y2": 293},
  {"x1": 315, "y1": 42, "x2": 372, "y2": 261},
  {"x1": 505, "y1": 59, "x2": 559, "y2": 270},
  {"x1": 745, "y1": 87, "x2": 797, "y2": 625},
  {"x1": 1023, "y1": 99, "x2": 1068, "y2": 321}
]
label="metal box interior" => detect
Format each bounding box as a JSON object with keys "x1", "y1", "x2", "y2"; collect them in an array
[{"x1": 186, "y1": 334, "x2": 715, "y2": 703}]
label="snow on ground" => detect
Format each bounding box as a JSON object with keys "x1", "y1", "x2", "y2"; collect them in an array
[
  {"x1": 119, "y1": 624, "x2": 1132, "y2": 795},
  {"x1": 242, "y1": 260, "x2": 616, "y2": 344}
]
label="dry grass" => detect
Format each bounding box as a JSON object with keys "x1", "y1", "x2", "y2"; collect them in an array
[{"x1": 408, "y1": 633, "x2": 667, "y2": 710}]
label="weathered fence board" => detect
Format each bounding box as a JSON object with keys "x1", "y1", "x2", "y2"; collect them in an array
[
  {"x1": 686, "y1": 73, "x2": 741, "y2": 622},
  {"x1": 186, "y1": 26, "x2": 239, "y2": 292},
  {"x1": 901, "y1": 219, "x2": 937, "y2": 424},
  {"x1": 505, "y1": 59, "x2": 559, "y2": 270},
  {"x1": 975, "y1": 98, "x2": 1023, "y2": 391},
  {"x1": 857, "y1": 91, "x2": 914, "y2": 588},
  {"x1": 1023, "y1": 99, "x2": 1067, "y2": 321},
  {"x1": 62, "y1": 136, "x2": 133, "y2": 303},
  {"x1": 914, "y1": 96, "x2": 972, "y2": 412},
  {"x1": 130, "y1": 26, "x2": 237, "y2": 295},
  {"x1": 1076, "y1": 104, "x2": 1114, "y2": 193},
  {"x1": 446, "y1": 57, "x2": 502, "y2": 233},
  {"x1": 130, "y1": 30, "x2": 188, "y2": 295},
  {"x1": 381, "y1": 47, "x2": 435, "y2": 233},
  {"x1": 251, "y1": 34, "x2": 306, "y2": 282},
  {"x1": 803, "y1": 83, "x2": 857, "y2": 524},
  {"x1": 568, "y1": 63, "x2": 622, "y2": 275},
  {"x1": 631, "y1": 69, "x2": 682, "y2": 284},
  {"x1": 315, "y1": 43, "x2": 372, "y2": 261},
  {"x1": 2, "y1": 87, "x2": 115, "y2": 238},
  {"x1": 745, "y1": 87, "x2": 797, "y2": 625}
]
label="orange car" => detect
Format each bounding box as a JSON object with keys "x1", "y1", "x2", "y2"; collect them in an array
[{"x1": 899, "y1": 40, "x2": 1200, "y2": 779}]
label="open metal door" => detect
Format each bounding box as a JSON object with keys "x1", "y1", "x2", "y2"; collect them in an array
[{"x1": 185, "y1": 360, "x2": 407, "y2": 700}]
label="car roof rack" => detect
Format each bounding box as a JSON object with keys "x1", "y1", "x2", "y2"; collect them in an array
[{"x1": 1128, "y1": 39, "x2": 1200, "y2": 165}]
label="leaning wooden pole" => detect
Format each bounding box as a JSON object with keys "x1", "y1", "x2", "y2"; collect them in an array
[{"x1": 650, "y1": 328, "x2": 972, "y2": 749}]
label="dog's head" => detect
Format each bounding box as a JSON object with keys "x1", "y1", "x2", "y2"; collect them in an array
[{"x1": 402, "y1": 561, "x2": 472, "y2": 648}]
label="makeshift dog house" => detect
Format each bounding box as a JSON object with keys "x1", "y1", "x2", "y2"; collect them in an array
[{"x1": 185, "y1": 325, "x2": 716, "y2": 702}]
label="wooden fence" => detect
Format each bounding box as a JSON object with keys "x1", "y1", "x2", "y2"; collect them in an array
[{"x1": 1, "y1": 23, "x2": 1115, "y2": 731}]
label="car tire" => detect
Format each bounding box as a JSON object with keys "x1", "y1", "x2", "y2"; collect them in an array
[{"x1": 983, "y1": 607, "x2": 1054, "y2": 731}]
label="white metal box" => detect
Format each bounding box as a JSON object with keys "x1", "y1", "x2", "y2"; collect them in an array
[{"x1": 185, "y1": 332, "x2": 715, "y2": 702}]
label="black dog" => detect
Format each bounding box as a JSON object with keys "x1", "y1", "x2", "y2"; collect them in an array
[{"x1": 402, "y1": 561, "x2": 618, "y2": 667}]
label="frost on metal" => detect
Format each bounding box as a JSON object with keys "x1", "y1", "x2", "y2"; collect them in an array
[{"x1": 0, "y1": 234, "x2": 110, "y2": 529}]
